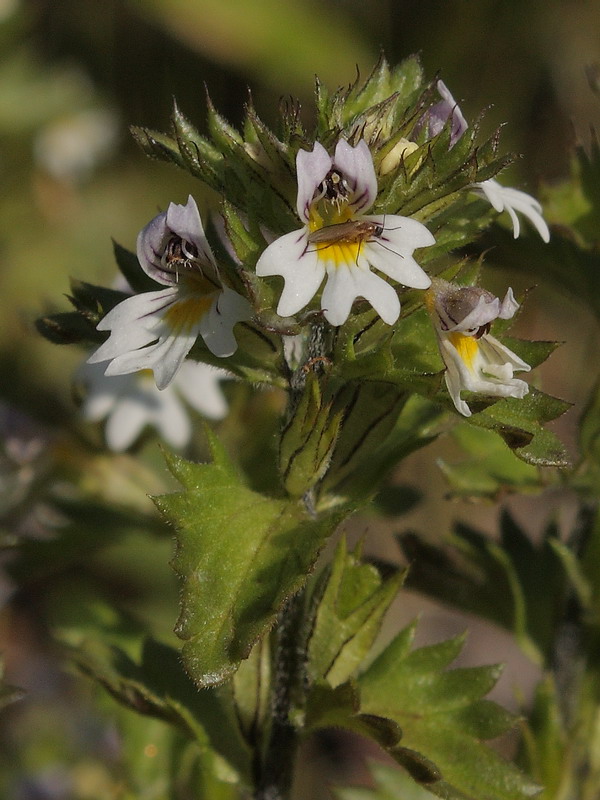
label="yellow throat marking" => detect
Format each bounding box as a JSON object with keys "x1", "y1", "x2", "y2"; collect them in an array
[
  {"x1": 448, "y1": 332, "x2": 479, "y2": 370},
  {"x1": 309, "y1": 208, "x2": 360, "y2": 268}
]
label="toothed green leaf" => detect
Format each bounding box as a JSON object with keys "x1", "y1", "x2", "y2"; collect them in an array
[
  {"x1": 359, "y1": 626, "x2": 539, "y2": 800},
  {"x1": 307, "y1": 537, "x2": 404, "y2": 686},
  {"x1": 156, "y1": 431, "x2": 346, "y2": 687}
]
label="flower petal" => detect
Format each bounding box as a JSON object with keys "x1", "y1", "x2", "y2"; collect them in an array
[
  {"x1": 428, "y1": 80, "x2": 469, "y2": 148},
  {"x1": 472, "y1": 179, "x2": 550, "y2": 242},
  {"x1": 166, "y1": 195, "x2": 216, "y2": 267},
  {"x1": 88, "y1": 290, "x2": 178, "y2": 364},
  {"x1": 256, "y1": 229, "x2": 325, "y2": 317},
  {"x1": 321, "y1": 263, "x2": 400, "y2": 326},
  {"x1": 333, "y1": 139, "x2": 377, "y2": 213},
  {"x1": 361, "y1": 216, "x2": 434, "y2": 288},
  {"x1": 175, "y1": 361, "x2": 229, "y2": 420},
  {"x1": 104, "y1": 391, "x2": 154, "y2": 451},
  {"x1": 200, "y1": 287, "x2": 251, "y2": 357},
  {"x1": 296, "y1": 142, "x2": 332, "y2": 222}
]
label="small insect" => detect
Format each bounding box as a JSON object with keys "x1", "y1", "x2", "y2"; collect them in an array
[
  {"x1": 307, "y1": 219, "x2": 384, "y2": 246},
  {"x1": 306, "y1": 218, "x2": 404, "y2": 265}
]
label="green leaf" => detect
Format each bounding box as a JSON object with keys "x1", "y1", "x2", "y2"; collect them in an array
[
  {"x1": 71, "y1": 637, "x2": 252, "y2": 784},
  {"x1": 279, "y1": 373, "x2": 343, "y2": 498},
  {"x1": 438, "y1": 423, "x2": 549, "y2": 500},
  {"x1": 359, "y1": 625, "x2": 539, "y2": 800},
  {"x1": 321, "y1": 394, "x2": 447, "y2": 507},
  {"x1": 307, "y1": 537, "x2": 404, "y2": 687},
  {"x1": 399, "y1": 511, "x2": 571, "y2": 664},
  {"x1": 518, "y1": 675, "x2": 570, "y2": 800},
  {"x1": 465, "y1": 388, "x2": 571, "y2": 468},
  {"x1": 157, "y1": 430, "x2": 346, "y2": 687},
  {"x1": 304, "y1": 680, "x2": 402, "y2": 750}
]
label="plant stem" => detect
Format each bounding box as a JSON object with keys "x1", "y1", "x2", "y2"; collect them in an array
[{"x1": 254, "y1": 591, "x2": 305, "y2": 800}]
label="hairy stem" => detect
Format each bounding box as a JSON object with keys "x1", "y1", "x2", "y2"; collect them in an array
[{"x1": 254, "y1": 591, "x2": 306, "y2": 800}]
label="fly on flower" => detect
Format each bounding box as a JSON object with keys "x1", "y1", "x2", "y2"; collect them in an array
[
  {"x1": 88, "y1": 196, "x2": 251, "y2": 389},
  {"x1": 256, "y1": 139, "x2": 435, "y2": 326},
  {"x1": 427, "y1": 278, "x2": 531, "y2": 417}
]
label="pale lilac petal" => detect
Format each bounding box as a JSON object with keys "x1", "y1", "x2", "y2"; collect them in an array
[
  {"x1": 333, "y1": 139, "x2": 377, "y2": 213},
  {"x1": 498, "y1": 288, "x2": 519, "y2": 319},
  {"x1": 449, "y1": 295, "x2": 500, "y2": 332},
  {"x1": 296, "y1": 142, "x2": 332, "y2": 222},
  {"x1": 429, "y1": 80, "x2": 469, "y2": 147},
  {"x1": 136, "y1": 212, "x2": 172, "y2": 286},
  {"x1": 175, "y1": 361, "x2": 229, "y2": 420},
  {"x1": 166, "y1": 195, "x2": 216, "y2": 267},
  {"x1": 256, "y1": 229, "x2": 325, "y2": 317}
]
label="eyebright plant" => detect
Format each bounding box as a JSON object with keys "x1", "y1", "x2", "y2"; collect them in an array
[{"x1": 37, "y1": 56, "x2": 573, "y2": 800}]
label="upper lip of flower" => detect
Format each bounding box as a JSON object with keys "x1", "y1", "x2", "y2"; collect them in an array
[{"x1": 137, "y1": 195, "x2": 220, "y2": 286}]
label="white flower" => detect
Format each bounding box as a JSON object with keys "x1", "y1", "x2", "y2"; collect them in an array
[
  {"x1": 88, "y1": 196, "x2": 251, "y2": 389},
  {"x1": 78, "y1": 360, "x2": 230, "y2": 451},
  {"x1": 420, "y1": 81, "x2": 550, "y2": 242},
  {"x1": 426, "y1": 279, "x2": 531, "y2": 417},
  {"x1": 471, "y1": 178, "x2": 550, "y2": 243},
  {"x1": 256, "y1": 139, "x2": 435, "y2": 326}
]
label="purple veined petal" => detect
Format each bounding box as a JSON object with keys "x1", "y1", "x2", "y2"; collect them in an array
[
  {"x1": 137, "y1": 211, "x2": 172, "y2": 285},
  {"x1": 88, "y1": 290, "x2": 177, "y2": 364},
  {"x1": 256, "y1": 229, "x2": 325, "y2": 317},
  {"x1": 166, "y1": 195, "x2": 216, "y2": 267},
  {"x1": 296, "y1": 142, "x2": 332, "y2": 222},
  {"x1": 333, "y1": 139, "x2": 377, "y2": 213},
  {"x1": 498, "y1": 288, "x2": 519, "y2": 319},
  {"x1": 103, "y1": 327, "x2": 197, "y2": 389}
]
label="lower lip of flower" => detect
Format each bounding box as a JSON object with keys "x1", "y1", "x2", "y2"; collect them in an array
[
  {"x1": 448, "y1": 331, "x2": 479, "y2": 370},
  {"x1": 164, "y1": 293, "x2": 214, "y2": 335}
]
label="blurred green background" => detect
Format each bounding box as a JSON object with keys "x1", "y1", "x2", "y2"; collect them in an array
[{"x1": 2, "y1": 0, "x2": 600, "y2": 797}]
